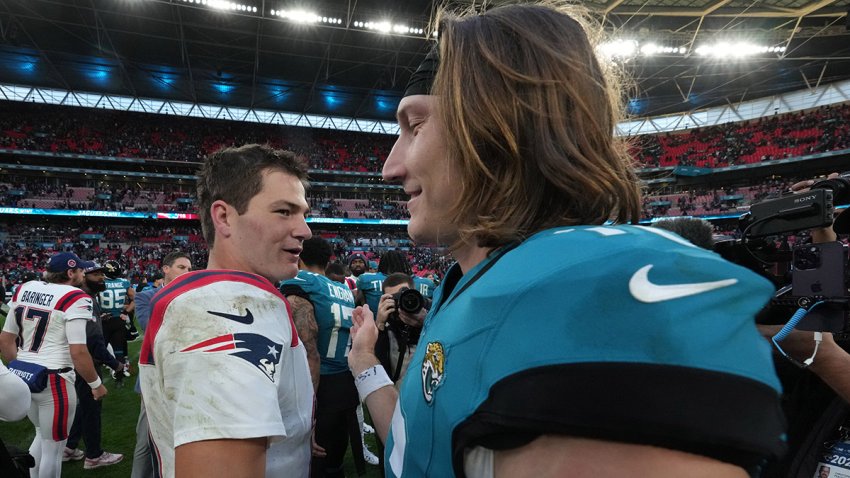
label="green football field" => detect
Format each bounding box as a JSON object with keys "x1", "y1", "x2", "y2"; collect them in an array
[{"x1": 0, "y1": 313, "x2": 382, "y2": 477}]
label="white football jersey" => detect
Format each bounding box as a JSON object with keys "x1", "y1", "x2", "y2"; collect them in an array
[
  {"x1": 140, "y1": 270, "x2": 314, "y2": 478},
  {"x1": 3, "y1": 281, "x2": 93, "y2": 369}
]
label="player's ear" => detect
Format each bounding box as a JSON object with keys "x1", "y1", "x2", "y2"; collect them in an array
[{"x1": 210, "y1": 199, "x2": 234, "y2": 239}]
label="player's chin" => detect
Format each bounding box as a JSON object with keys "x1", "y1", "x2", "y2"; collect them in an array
[{"x1": 275, "y1": 263, "x2": 299, "y2": 282}]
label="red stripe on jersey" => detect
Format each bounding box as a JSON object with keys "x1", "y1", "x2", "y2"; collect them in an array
[
  {"x1": 180, "y1": 334, "x2": 235, "y2": 352},
  {"x1": 56, "y1": 289, "x2": 89, "y2": 312},
  {"x1": 50, "y1": 375, "x2": 69, "y2": 441},
  {"x1": 206, "y1": 343, "x2": 237, "y2": 352},
  {"x1": 58, "y1": 377, "x2": 69, "y2": 440},
  {"x1": 345, "y1": 277, "x2": 357, "y2": 291},
  {"x1": 140, "y1": 270, "x2": 298, "y2": 365},
  {"x1": 50, "y1": 377, "x2": 60, "y2": 441}
]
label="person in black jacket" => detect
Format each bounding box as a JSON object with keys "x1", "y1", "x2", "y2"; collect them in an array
[{"x1": 63, "y1": 263, "x2": 124, "y2": 469}]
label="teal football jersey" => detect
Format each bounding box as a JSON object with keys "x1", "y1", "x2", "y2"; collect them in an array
[
  {"x1": 282, "y1": 270, "x2": 356, "y2": 375},
  {"x1": 98, "y1": 278, "x2": 131, "y2": 317},
  {"x1": 384, "y1": 225, "x2": 786, "y2": 477},
  {"x1": 356, "y1": 272, "x2": 386, "y2": 312},
  {"x1": 413, "y1": 276, "x2": 436, "y2": 300}
]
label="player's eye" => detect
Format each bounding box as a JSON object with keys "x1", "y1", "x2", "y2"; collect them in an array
[{"x1": 275, "y1": 209, "x2": 291, "y2": 217}]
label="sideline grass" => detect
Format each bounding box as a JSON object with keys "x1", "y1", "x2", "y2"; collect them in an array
[{"x1": 0, "y1": 314, "x2": 382, "y2": 477}]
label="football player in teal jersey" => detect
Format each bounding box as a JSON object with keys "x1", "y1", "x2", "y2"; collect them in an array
[
  {"x1": 355, "y1": 250, "x2": 412, "y2": 312},
  {"x1": 282, "y1": 237, "x2": 366, "y2": 477},
  {"x1": 98, "y1": 260, "x2": 135, "y2": 377},
  {"x1": 347, "y1": 3, "x2": 787, "y2": 478},
  {"x1": 412, "y1": 274, "x2": 436, "y2": 300}
]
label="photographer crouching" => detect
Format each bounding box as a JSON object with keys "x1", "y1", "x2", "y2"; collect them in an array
[{"x1": 374, "y1": 273, "x2": 427, "y2": 385}]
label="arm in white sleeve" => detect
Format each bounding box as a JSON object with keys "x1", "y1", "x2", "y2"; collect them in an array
[{"x1": 66, "y1": 318, "x2": 88, "y2": 345}]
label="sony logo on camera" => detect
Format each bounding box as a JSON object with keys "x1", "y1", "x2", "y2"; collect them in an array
[{"x1": 793, "y1": 194, "x2": 817, "y2": 204}]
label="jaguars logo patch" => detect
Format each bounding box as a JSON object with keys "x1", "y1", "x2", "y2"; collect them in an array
[{"x1": 421, "y1": 341, "x2": 445, "y2": 404}]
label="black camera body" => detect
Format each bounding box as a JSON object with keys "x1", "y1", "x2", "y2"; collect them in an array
[
  {"x1": 746, "y1": 188, "x2": 834, "y2": 237},
  {"x1": 386, "y1": 288, "x2": 424, "y2": 345},
  {"x1": 732, "y1": 173, "x2": 850, "y2": 332}
]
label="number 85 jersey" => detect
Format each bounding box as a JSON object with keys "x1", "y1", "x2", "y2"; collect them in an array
[{"x1": 281, "y1": 271, "x2": 356, "y2": 375}]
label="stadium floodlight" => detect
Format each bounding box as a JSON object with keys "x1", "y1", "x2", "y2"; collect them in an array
[
  {"x1": 351, "y1": 19, "x2": 427, "y2": 36},
  {"x1": 598, "y1": 39, "x2": 638, "y2": 59},
  {"x1": 695, "y1": 42, "x2": 780, "y2": 58},
  {"x1": 640, "y1": 43, "x2": 661, "y2": 56},
  {"x1": 196, "y1": 0, "x2": 257, "y2": 13}
]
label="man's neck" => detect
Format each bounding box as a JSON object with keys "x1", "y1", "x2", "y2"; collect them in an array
[
  {"x1": 453, "y1": 244, "x2": 492, "y2": 274},
  {"x1": 303, "y1": 264, "x2": 325, "y2": 276}
]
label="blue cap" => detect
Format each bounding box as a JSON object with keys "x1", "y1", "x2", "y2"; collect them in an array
[
  {"x1": 368, "y1": 261, "x2": 378, "y2": 269},
  {"x1": 84, "y1": 262, "x2": 106, "y2": 274},
  {"x1": 47, "y1": 252, "x2": 94, "y2": 273}
]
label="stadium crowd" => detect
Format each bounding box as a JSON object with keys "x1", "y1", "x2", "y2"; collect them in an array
[
  {"x1": 632, "y1": 102, "x2": 850, "y2": 168},
  {"x1": 1, "y1": 100, "x2": 849, "y2": 174},
  {"x1": 1, "y1": 171, "x2": 817, "y2": 222},
  {"x1": 0, "y1": 102, "x2": 395, "y2": 172},
  {"x1": 0, "y1": 224, "x2": 450, "y2": 290}
]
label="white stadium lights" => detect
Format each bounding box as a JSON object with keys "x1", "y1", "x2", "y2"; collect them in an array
[
  {"x1": 597, "y1": 38, "x2": 783, "y2": 60},
  {"x1": 351, "y1": 20, "x2": 425, "y2": 36},
  {"x1": 695, "y1": 42, "x2": 786, "y2": 58},
  {"x1": 269, "y1": 9, "x2": 342, "y2": 24},
  {"x1": 639, "y1": 43, "x2": 687, "y2": 56},
  {"x1": 598, "y1": 39, "x2": 638, "y2": 58},
  {"x1": 180, "y1": 0, "x2": 258, "y2": 13}
]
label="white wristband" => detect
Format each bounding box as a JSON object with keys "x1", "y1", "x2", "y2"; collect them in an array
[
  {"x1": 87, "y1": 377, "x2": 102, "y2": 389},
  {"x1": 354, "y1": 365, "x2": 393, "y2": 401}
]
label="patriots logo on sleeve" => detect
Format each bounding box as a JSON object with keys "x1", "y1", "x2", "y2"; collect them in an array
[{"x1": 180, "y1": 333, "x2": 283, "y2": 382}]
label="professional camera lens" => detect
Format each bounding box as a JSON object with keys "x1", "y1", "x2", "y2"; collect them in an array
[{"x1": 395, "y1": 288, "x2": 425, "y2": 314}]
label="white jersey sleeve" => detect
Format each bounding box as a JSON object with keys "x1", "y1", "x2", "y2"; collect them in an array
[{"x1": 0, "y1": 362, "x2": 31, "y2": 422}]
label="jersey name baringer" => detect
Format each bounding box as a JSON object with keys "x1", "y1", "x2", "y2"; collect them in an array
[{"x1": 20, "y1": 290, "x2": 55, "y2": 306}]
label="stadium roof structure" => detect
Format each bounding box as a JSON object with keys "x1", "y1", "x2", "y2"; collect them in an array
[{"x1": 0, "y1": 0, "x2": 848, "y2": 123}]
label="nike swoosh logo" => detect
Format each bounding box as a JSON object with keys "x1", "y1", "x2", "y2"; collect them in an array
[
  {"x1": 208, "y1": 309, "x2": 254, "y2": 324},
  {"x1": 629, "y1": 265, "x2": 738, "y2": 303}
]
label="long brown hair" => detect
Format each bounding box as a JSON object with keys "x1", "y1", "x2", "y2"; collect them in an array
[{"x1": 433, "y1": 2, "x2": 642, "y2": 249}]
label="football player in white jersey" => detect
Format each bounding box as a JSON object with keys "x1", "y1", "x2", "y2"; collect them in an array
[
  {"x1": 0, "y1": 252, "x2": 107, "y2": 478},
  {"x1": 140, "y1": 144, "x2": 315, "y2": 478}
]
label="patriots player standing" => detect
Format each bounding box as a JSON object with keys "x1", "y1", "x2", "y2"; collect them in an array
[
  {"x1": 139, "y1": 145, "x2": 314, "y2": 478},
  {"x1": 347, "y1": 4, "x2": 786, "y2": 478}
]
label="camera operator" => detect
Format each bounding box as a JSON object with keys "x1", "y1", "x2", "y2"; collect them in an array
[
  {"x1": 374, "y1": 273, "x2": 426, "y2": 385},
  {"x1": 757, "y1": 173, "x2": 850, "y2": 477}
]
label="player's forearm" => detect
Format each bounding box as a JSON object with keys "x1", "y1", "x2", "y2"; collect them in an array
[
  {"x1": 0, "y1": 331, "x2": 18, "y2": 362},
  {"x1": 810, "y1": 341, "x2": 850, "y2": 404},
  {"x1": 287, "y1": 295, "x2": 321, "y2": 392},
  {"x1": 69, "y1": 345, "x2": 100, "y2": 383},
  {"x1": 305, "y1": 346, "x2": 321, "y2": 393},
  {"x1": 176, "y1": 438, "x2": 267, "y2": 478},
  {"x1": 350, "y1": 353, "x2": 396, "y2": 444},
  {"x1": 364, "y1": 383, "x2": 398, "y2": 444}
]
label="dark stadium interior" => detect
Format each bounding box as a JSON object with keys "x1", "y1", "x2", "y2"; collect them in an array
[{"x1": 1, "y1": 0, "x2": 849, "y2": 118}]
